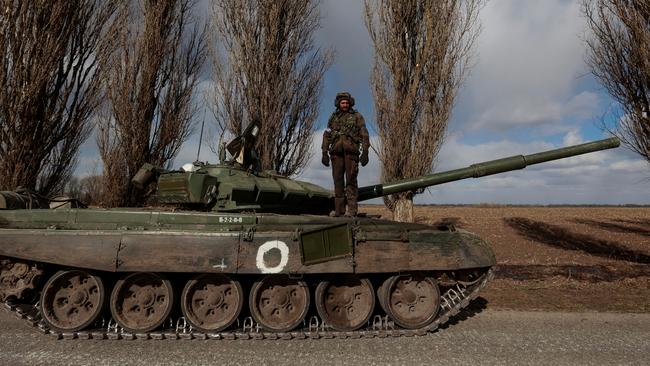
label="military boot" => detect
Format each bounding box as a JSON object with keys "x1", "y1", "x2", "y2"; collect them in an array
[
  {"x1": 334, "y1": 197, "x2": 346, "y2": 217},
  {"x1": 346, "y1": 197, "x2": 358, "y2": 217}
]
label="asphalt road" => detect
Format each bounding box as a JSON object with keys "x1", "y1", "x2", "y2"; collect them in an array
[{"x1": 0, "y1": 309, "x2": 648, "y2": 366}]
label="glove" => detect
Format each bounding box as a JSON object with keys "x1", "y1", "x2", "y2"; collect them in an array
[
  {"x1": 360, "y1": 150, "x2": 369, "y2": 167},
  {"x1": 321, "y1": 151, "x2": 330, "y2": 167}
]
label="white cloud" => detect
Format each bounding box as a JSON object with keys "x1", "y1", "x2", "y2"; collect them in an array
[
  {"x1": 458, "y1": 0, "x2": 599, "y2": 132},
  {"x1": 563, "y1": 128, "x2": 584, "y2": 145},
  {"x1": 317, "y1": 0, "x2": 373, "y2": 88},
  {"x1": 565, "y1": 91, "x2": 601, "y2": 119},
  {"x1": 611, "y1": 160, "x2": 649, "y2": 172}
]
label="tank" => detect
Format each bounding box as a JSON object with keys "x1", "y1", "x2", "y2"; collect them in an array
[{"x1": 0, "y1": 127, "x2": 620, "y2": 339}]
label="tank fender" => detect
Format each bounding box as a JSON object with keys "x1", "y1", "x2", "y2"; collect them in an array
[
  {"x1": 354, "y1": 229, "x2": 496, "y2": 273},
  {"x1": 114, "y1": 232, "x2": 240, "y2": 273},
  {"x1": 0, "y1": 230, "x2": 121, "y2": 272}
]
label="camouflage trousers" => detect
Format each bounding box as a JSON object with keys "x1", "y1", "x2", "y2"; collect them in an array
[{"x1": 331, "y1": 153, "x2": 359, "y2": 216}]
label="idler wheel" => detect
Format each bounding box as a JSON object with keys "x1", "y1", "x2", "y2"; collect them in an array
[
  {"x1": 316, "y1": 276, "x2": 374, "y2": 331},
  {"x1": 181, "y1": 274, "x2": 243, "y2": 332},
  {"x1": 0, "y1": 259, "x2": 44, "y2": 302},
  {"x1": 380, "y1": 274, "x2": 440, "y2": 329},
  {"x1": 249, "y1": 276, "x2": 309, "y2": 332},
  {"x1": 110, "y1": 272, "x2": 173, "y2": 333},
  {"x1": 40, "y1": 270, "x2": 105, "y2": 332}
]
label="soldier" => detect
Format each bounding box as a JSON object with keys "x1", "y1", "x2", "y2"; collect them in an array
[{"x1": 321, "y1": 92, "x2": 370, "y2": 216}]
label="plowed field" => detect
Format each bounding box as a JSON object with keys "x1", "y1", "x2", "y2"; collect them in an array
[{"x1": 362, "y1": 205, "x2": 650, "y2": 312}]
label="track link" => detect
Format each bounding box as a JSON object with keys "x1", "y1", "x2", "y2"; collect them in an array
[{"x1": 2, "y1": 269, "x2": 493, "y2": 340}]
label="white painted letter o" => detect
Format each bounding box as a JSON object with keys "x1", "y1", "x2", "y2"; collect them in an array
[{"x1": 256, "y1": 240, "x2": 289, "y2": 274}]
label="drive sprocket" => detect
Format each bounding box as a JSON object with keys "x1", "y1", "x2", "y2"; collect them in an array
[{"x1": 0, "y1": 258, "x2": 44, "y2": 302}]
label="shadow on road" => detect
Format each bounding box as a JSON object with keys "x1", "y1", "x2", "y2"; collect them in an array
[
  {"x1": 573, "y1": 218, "x2": 650, "y2": 237},
  {"x1": 439, "y1": 297, "x2": 488, "y2": 330},
  {"x1": 504, "y1": 217, "x2": 650, "y2": 264}
]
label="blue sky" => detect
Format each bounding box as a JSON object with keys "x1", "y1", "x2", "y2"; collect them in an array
[{"x1": 77, "y1": 0, "x2": 650, "y2": 204}]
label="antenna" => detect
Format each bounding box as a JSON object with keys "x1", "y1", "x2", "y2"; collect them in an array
[{"x1": 195, "y1": 108, "x2": 207, "y2": 162}]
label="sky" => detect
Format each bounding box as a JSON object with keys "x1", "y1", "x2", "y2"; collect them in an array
[{"x1": 77, "y1": 0, "x2": 650, "y2": 205}]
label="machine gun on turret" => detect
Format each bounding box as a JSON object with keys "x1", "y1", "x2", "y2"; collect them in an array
[
  {"x1": 142, "y1": 136, "x2": 620, "y2": 214},
  {"x1": 226, "y1": 120, "x2": 262, "y2": 171}
]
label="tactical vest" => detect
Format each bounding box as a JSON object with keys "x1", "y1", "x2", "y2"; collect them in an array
[{"x1": 328, "y1": 111, "x2": 362, "y2": 154}]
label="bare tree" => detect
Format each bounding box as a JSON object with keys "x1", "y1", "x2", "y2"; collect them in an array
[
  {"x1": 78, "y1": 175, "x2": 104, "y2": 206},
  {"x1": 211, "y1": 0, "x2": 333, "y2": 176},
  {"x1": 583, "y1": 0, "x2": 650, "y2": 166},
  {"x1": 64, "y1": 177, "x2": 82, "y2": 201},
  {"x1": 364, "y1": 0, "x2": 483, "y2": 222},
  {"x1": 98, "y1": 0, "x2": 208, "y2": 207},
  {"x1": 0, "y1": 1, "x2": 118, "y2": 195},
  {"x1": 63, "y1": 174, "x2": 104, "y2": 206}
]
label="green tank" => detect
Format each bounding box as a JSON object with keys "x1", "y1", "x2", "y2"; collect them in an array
[{"x1": 0, "y1": 128, "x2": 620, "y2": 339}]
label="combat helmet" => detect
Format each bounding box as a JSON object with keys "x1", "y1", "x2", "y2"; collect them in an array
[{"x1": 334, "y1": 92, "x2": 355, "y2": 109}]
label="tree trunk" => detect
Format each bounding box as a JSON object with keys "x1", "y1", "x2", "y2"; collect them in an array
[
  {"x1": 365, "y1": 1, "x2": 483, "y2": 218},
  {"x1": 393, "y1": 196, "x2": 414, "y2": 222}
]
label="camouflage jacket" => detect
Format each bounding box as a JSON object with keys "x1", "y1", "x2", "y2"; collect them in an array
[{"x1": 321, "y1": 109, "x2": 370, "y2": 155}]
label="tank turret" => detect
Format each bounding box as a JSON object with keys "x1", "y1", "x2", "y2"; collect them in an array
[
  {"x1": 0, "y1": 134, "x2": 620, "y2": 213},
  {"x1": 128, "y1": 134, "x2": 619, "y2": 214}
]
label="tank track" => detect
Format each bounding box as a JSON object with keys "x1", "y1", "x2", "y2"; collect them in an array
[{"x1": 2, "y1": 269, "x2": 492, "y2": 340}]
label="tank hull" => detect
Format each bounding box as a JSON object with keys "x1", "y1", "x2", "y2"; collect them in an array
[
  {"x1": 0, "y1": 209, "x2": 495, "y2": 274},
  {"x1": 0, "y1": 208, "x2": 494, "y2": 336}
]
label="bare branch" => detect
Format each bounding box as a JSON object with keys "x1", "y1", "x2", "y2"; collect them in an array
[
  {"x1": 210, "y1": 0, "x2": 333, "y2": 176},
  {"x1": 583, "y1": 0, "x2": 650, "y2": 166},
  {"x1": 0, "y1": 0, "x2": 118, "y2": 195},
  {"x1": 98, "y1": 0, "x2": 208, "y2": 207}
]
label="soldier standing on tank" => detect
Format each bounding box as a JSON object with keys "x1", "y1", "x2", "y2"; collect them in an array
[{"x1": 321, "y1": 92, "x2": 370, "y2": 216}]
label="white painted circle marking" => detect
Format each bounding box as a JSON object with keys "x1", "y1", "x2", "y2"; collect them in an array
[{"x1": 256, "y1": 240, "x2": 289, "y2": 274}]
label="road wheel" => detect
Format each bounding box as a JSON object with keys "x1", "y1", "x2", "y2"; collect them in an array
[
  {"x1": 181, "y1": 274, "x2": 243, "y2": 332},
  {"x1": 380, "y1": 274, "x2": 440, "y2": 329},
  {"x1": 110, "y1": 272, "x2": 173, "y2": 333},
  {"x1": 315, "y1": 276, "x2": 374, "y2": 331},
  {"x1": 249, "y1": 276, "x2": 309, "y2": 332},
  {"x1": 40, "y1": 270, "x2": 105, "y2": 332}
]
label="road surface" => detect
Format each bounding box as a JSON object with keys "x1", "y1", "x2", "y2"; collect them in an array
[{"x1": 0, "y1": 308, "x2": 648, "y2": 366}]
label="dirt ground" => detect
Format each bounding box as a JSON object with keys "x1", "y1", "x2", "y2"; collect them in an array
[{"x1": 362, "y1": 205, "x2": 650, "y2": 313}]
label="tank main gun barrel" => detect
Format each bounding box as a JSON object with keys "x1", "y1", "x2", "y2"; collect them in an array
[{"x1": 357, "y1": 137, "x2": 620, "y2": 202}]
